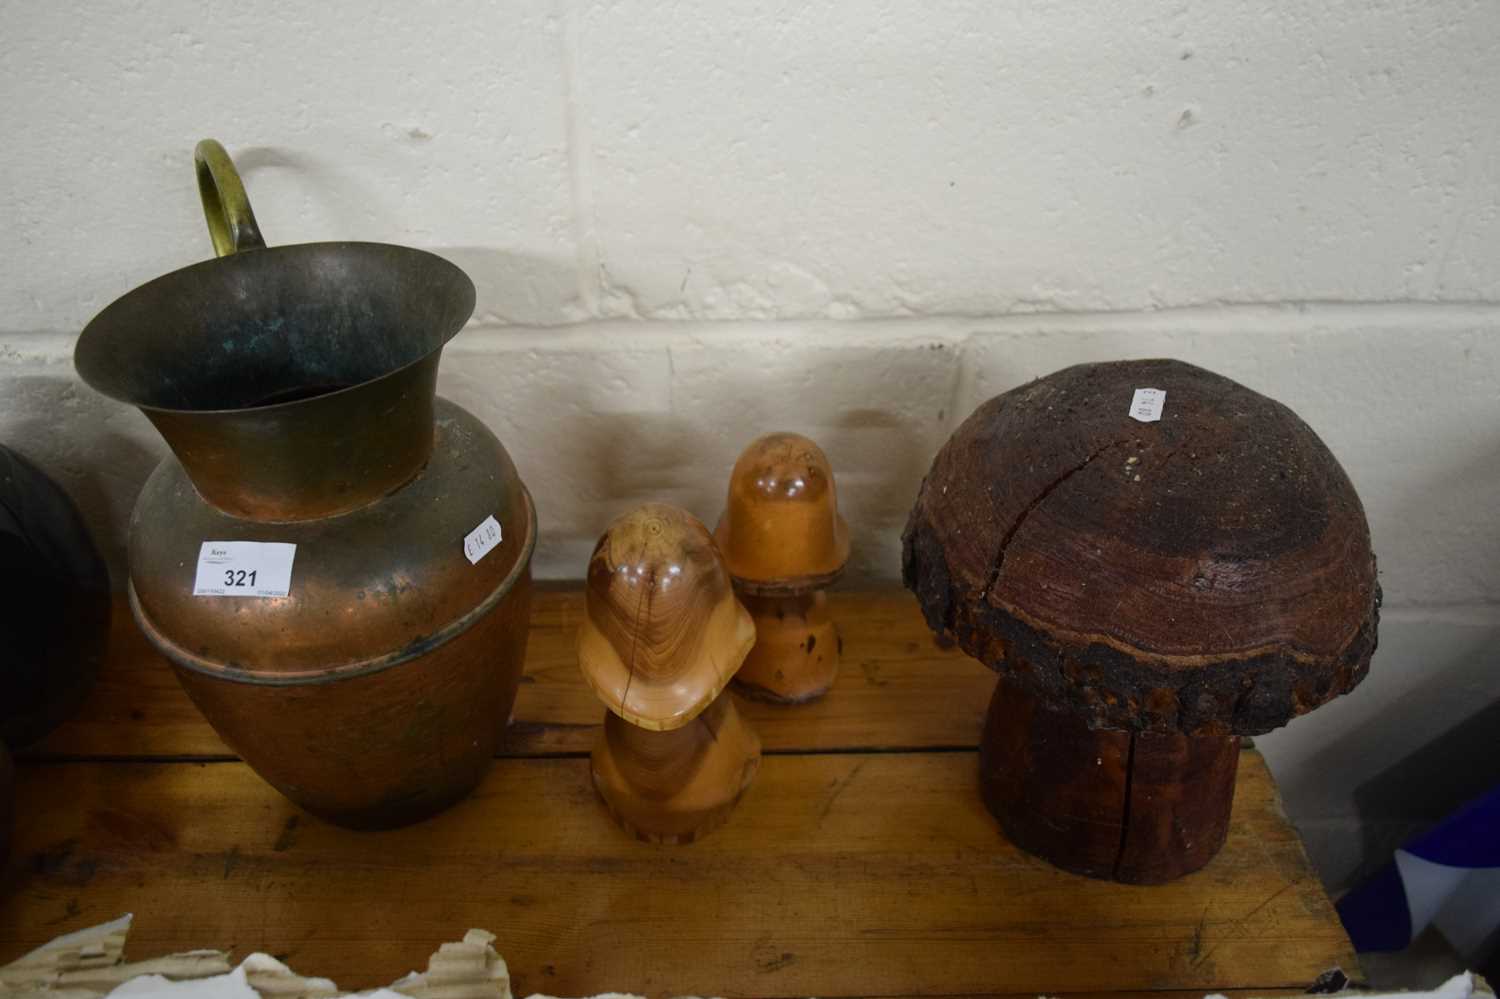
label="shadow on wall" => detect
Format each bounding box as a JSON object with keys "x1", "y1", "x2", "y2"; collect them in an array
[
  {"x1": 180, "y1": 145, "x2": 334, "y2": 253},
  {"x1": 1352, "y1": 697, "x2": 1500, "y2": 884},
  {"x1": 1390, "y1": 434, "x2": 1500, "y2": 607},
  {"x1": 437, "y1": 248, "x2": 583, "y2": 327},
  {"x1": 1316, "y1": 435, "x2": 1500, "y2": 886},
  {"x1": 455, "y1": 336, "x2": 960, "y2": 582},
  {"x1": 580, "y1": 361, "x2": 939, "y2": 584},
  {"x1": 1267, "y1": 612, "x2": 1500, "y2": 893},
  {"x1": 224, "y1": 145, "x2": 385, "y2": 246},
  {"x1": 215, "y1": 156, "x2": 588, "y2": 326},
  {"x1": 589, "y1": 412, "x2": 720, "y2": 519},
  {"x1": 1346, "y1": 437, "x2": 1500, "y2": 878},
  {"x1": 0, "y1": 373, "x2": 163, "y2": 572}
]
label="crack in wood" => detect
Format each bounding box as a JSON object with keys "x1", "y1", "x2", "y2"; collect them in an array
[
  {"x1": 978, "y1": 440, "x2": 1131, "y2": 603},
  {"x1": 1112, "y1": 732, "x2": 1139, "y2": 880}
]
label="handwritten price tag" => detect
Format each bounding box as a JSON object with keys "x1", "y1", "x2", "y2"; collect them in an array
[
  {"x1": 464, "y1": 515, "x2": 503, "y2": 565},
  {"x1": 1129, "y1": 387, "x2": 1166, "y2": 423},
  {"x1": 193, "y1": 541, "x2": 297, "y2": 597}
]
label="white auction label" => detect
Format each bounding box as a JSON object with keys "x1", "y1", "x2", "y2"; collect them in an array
[
  {"x1": 464, "y1": 515, "x2": 503, "y2": 565},
  {"x1": 193, "y1": 541, "x2": 297, "y2": 597},
  {"x1": 1129, "y1": 387, "x2": 1166, "y2": 423}
]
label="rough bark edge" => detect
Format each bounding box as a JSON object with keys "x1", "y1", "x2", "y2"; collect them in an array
[{"x1": 902, "y1": 502, "x2": 1381, "y2": 737}]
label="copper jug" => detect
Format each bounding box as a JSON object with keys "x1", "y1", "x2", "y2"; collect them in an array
[{"x1": 74, "y1": 141, "x2": 536, "y2": 828}]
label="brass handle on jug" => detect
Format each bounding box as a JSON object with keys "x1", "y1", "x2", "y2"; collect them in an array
[{"x1": 193, "y1": 139, "x2": 266, "y2": 257}]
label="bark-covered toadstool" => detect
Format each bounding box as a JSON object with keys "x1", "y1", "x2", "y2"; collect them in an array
[
  {"x1": 715, "y1": 432, "x2": 851, "y2": 703},
  {"x1": 902, "y1": 359, "x2": 1379, "y2": 883},
  {"x1": 579, "y1": 503, "x2": 762, "y2": 843}
]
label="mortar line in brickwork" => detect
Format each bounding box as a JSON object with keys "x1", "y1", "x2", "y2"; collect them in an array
[
  {"x1": 441, "y1": 300, "x2": 1500, "y2": 341},
  {"x1": 7, "y1": 302, "x2": 1500, "y2": 355}
]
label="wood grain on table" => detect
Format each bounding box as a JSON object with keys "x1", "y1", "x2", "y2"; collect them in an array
[{"x1": 2, "y1": 588, "x2": 1358, "y2": 997}]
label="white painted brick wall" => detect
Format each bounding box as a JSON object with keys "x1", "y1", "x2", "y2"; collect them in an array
[
  {"x1": 3, "y1": 0, "x2": 1498, "y2": 891},
  {"x1": 5, "y1": 1, "x2": 1500, "y2": 330}
]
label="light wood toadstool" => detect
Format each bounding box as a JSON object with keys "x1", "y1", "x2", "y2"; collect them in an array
[
  {"x1": 716, "y1": 432, "x2": 850, "y2": 703},
  {"x1": 579, "y1": 503, "x2": 761, "y2": 843}
]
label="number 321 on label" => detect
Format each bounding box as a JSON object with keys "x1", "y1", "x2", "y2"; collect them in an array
[{"x1": 193, "y1": 541, "x2": 297, "y2": 598}]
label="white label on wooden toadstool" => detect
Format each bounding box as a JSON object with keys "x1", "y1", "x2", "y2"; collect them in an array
[
  {"x1": 464, "y1": 515, "x2": 503, "y2": 565},
  {"x1": 1129, "y1": 388, "x2": 1166, "y2": 423},
  {"x1": 193, "y1": 541, "x2": 297, "y2": 597}
]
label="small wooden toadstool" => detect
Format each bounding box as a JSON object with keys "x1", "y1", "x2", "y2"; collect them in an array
[
  {"x1": 715, "y1": 432, "x2": 851, "y2": 703},
  {"x1": 579, "y1": 503, "x2": 762, "y2": 843},
  {"x1": 903, "y1": 359, "x2": 1379, "y2": 883}
]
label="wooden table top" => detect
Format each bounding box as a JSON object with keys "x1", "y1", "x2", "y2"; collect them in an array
[{"x1": 2, "y1": 587, "x2": 1359, "y2": 997}]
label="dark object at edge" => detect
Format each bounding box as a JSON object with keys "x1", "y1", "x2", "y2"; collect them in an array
[
  {"x1": 0, "y1": 742, "x2": 12, "y2": 863},
  {"x1": 0, "y1": 445, "x2": 110, "y2": 748}
]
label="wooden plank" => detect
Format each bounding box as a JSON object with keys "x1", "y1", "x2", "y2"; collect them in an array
[
  {"x1": 25, "y1": 589, "x2": 994, "y2": 760},
  {"x1": 870, "y1": 993, "x2": 1313, "y2": 999},
  {"x1": 20, "y1": 596, "x2": 219, "y2": 760},
  {"x1": 0, "y1": 750, "x2": 1356, "y2": 998}
]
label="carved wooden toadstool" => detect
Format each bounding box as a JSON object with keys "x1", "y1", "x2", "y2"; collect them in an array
[
  {"x1": 903, "y1": 359, "x2": 1379, "y2": 883},
  {"x1": 716, "y1": 433, "x2": 850, "y2": 703},
  {"x1": 579, "y1": 503, "x2": 762, "y2": 843}
]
